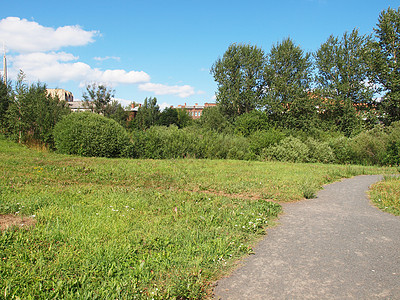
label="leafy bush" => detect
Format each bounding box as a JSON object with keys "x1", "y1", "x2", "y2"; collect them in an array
[
  {"x1": 383, "y1": 121, "x2": 400, "y2": 166},
  {"x1": 328, "y1": 136, "x2": 353, "y2": 164},
  {"x1": 348, "y1": 125, "x2": 388, "y2": 165},
  {"x1": 54, "y1": 112, "x2": 131, "y2": 158},
  {"x1": 234, "y1": 110, "x2": 270, "y2": 137},
  {"x1": 248, "y1": 129, "x2": 286, "y2": 157},
  {"x1": 264, "y1": 136, "x2": 310, "y2": 163},
  {"x1": 305, "y1": 138, "x2": 335, "y2": 163}
]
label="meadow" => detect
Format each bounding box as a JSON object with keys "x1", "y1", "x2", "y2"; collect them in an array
[{"x1": 0, "y1": 136, "x2": 396, "y2": 299}]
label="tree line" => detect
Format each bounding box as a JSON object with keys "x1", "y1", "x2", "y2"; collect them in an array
[
  {"x1": 211, "y1": 7, "x2": 400, "y2": 136},
  {"x1": 0, "y1": 6, "x2": 399, "y2": 166}
]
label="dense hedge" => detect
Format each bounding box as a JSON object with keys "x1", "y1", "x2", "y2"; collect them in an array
[
  {"x1": 124, "y1": 122, "x2": 400, "y2": 166},
  {"x1": 54, "y1": 112, "x2": 130, "y2": 158}
]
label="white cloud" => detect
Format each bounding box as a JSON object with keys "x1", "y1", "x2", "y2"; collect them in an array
[
  {"x1": 10, "y1": 52, "x2": 150, "y2": 85},
  {"x1": 138, "y1": 82, "x2": 195, "y2": 98},
  {"x1": 159, "y1": 102, "x2": 172, "y2": 111},
  {"x1": 94, "y1": 56, "x2": 121, "y2": 62},
  {"x1": 1, "y1": 17, "x2": 199, "y2": 98},
  {"x1": 0, "y1": 17, "x2": 98, "y2": 53}
]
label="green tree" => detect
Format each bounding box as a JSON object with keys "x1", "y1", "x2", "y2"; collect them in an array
[
  {"x1": 158, "y1": 107, "x2": 191, "y2": 128},
  {"x1": 264, "y1": 38, "x2": 315, "y2": 130},
  {"x1": 134, "y1": 97, "x2": 160, "y2": 130},
  {"x1": 6, "y1": 70, "x2": 70, "y2": 146},
  {"x1": 104, "y1": 100, "x2": 129, "y2": 127},
  {"x1": 0, "y1": 78, "x2": 11, "y2": 132},
  {"x1": 211, "y1": 43, "x2": 266, "y2": 120},
  {"x1": 315, "y1": 29, "x2": 375, "y2": 134},
  {"x1": 83, "y1": 83, "x2": 115, "y2": 115},
  {"x1": 234, "y1": 110, "x2": 269, "y2": 137},
  {"x1": 373, "y1": 7, "x2": 400, "y2": 124},
  {"x1": 199, "y1": 106, "x2": 231, "y2": 133}
]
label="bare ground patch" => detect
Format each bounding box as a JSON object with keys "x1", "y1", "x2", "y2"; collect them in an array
[{"x1": 0, "y1": 214, "x2": 36, "y2": 231}]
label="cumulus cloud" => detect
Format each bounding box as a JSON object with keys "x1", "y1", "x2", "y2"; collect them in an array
[
  {"x1": 138, "y1": 82, "x2": 195, "y2": 98},
  {"x1": 1, "y1": 17, "x2": 198, "y2": 97},
  {"x1": 10, "y1": 52, "x2": 150, "y2": 85},
  {"x1": 0, "y1": 17, "x2": 98, "y2": 53}
]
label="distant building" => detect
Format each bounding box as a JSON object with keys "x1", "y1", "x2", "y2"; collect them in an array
[
  {"x1": 175, "y1": 102, "x2": 217, "y2": 119},
  {"x1": 127, "y1": 102, "x2": 142, "y2": 121},
  {"x1": 47, "y1": 89, "x2": 74, "y2": 102},
  {"x1": 68, "y1": 101, "x2": 91, "y2": 112}
]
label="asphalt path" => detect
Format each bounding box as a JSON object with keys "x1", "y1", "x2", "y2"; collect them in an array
[{"x1": 213, "y1": 175, "x2": 400, "y2": 299}]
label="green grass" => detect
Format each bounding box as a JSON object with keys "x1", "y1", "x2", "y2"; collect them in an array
[
  {"x1": 0, "y1": 136, "x2": 395, "y2": 299},
  {"x1": 369, "y1": 175, "x2": 400, "y2": 216}
]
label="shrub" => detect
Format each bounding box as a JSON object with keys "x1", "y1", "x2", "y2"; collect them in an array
[
  {"x1": 305, "y1": 138, "x2": 335, "y2": 163},
  {"x1": 263, "y1": 136, "x2": 309, "y2": 163},
  {"x1": 248, "y1": 129, "x2": 286, "y2": 157},
  {"x1": 384, "y1": 121, "x2": 400, "y2": 166},
  {"x1": 234, "y1": 110, "x2": 270, "y2": 137},
  {"x1": 348, "y1": 125, "x2": 388, "y2": 165},
  {"x1": 328, "y1": 136, "x2": 353, "y2": 164},
  {"x1": 54, "y1": 112, "x2": 131, "y2": 158}
]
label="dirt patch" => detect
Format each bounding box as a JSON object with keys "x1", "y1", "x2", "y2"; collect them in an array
[{"x1": 0, "y1": 214, "x2": 36, "y2": 231}]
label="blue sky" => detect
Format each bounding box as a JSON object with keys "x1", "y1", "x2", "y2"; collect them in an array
[{"x1": 1, "y1": 0, "x2": 398, "y2": 108}]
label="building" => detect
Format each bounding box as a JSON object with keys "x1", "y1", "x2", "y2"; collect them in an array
[
  {"x1": 46, "y1": 89, "x2": 74, "y2": 102},
  {"x1": 175, "y1": 102, "x2": 217, "y2": 119}
]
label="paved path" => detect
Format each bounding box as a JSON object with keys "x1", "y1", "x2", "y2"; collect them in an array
[{"x1": 213, "y1": 175, "x2": 400, "y2": 299}]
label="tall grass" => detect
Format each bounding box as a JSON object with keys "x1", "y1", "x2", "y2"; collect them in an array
[
  {"x1": 369, "y1": 175, "x2": 400, "y2": 216},
  {"x1": 0, "y1": 136, "x2": 395, "y2": 299}
]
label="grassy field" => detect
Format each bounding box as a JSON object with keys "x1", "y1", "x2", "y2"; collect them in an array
[
  {"x1": 0, "y1": 136, "x2": 395, "y2": 299},
  {"x1": 369, "y1": 176, "x2": 400, "y2": 216}
]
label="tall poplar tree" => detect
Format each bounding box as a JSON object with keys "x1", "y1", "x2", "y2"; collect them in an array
[
  {"x1": 373, "y1": 6, "x2": 400, "y2": 124},
  {"x1": 264, "y1": 38, "x2": 315, "y2": 130},
  {"x1": 315, "y1": 29, "x2": 374, "y2": 135},
  {"x1": 211, "y1": 43, "x2": 266, "y2": 120}
]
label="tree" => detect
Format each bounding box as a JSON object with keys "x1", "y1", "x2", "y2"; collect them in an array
[
  {"x1": 157, "y1": 107, "x2": 192, "y2": 128},
  {"x1": 134, "y1": 97, "x2": 160, "y2": 130},
  {"x1": 6, "y1": 70, "x2": 70, "y2": 146},
  {"x1": 373, "y1": 7, "x2": 400, "y2": 124},
  {"x1": 0, "y1": 78, "x2": 11, "y2": 132},
  {"x1": 264, "y1": 38, "x2": 315, "y2": 130},
  {"x1": 199, "y1": 106, "x2": 231, "y2": 133},
  {"x1": 83, "y1": 83, "x2": 115, "y2": 115},
  {"x1": 104, "y1": 100, "x2": 129, "y2": 127},
  {"x1": 315, "y1": 29, "x2": 375, "y2": 134},
  {"x1": 211, "y1": 43, "x2": 266, "y2": 120}
]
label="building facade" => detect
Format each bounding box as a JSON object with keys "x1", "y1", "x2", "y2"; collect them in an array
[{"x1": 175, "y1": 102, "x2": 217, "y2": 119}]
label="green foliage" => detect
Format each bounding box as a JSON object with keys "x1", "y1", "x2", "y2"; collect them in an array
[
  {"x1": 129, "y1": 126, "x2": 250, "y2": 160},
  {"x1": 104, "y1": 100, "x2": 129, "y2": 127},
  {"x1": 304, "y1": 138, "x2": 335, "y2": 164},
  {"x1": 198, "y1": 106, "x2": 232, "y2": 134},
  {"x1": 348, "y1": 125, "x2": 388, "y2": 165},
  {"x1": 264, "y1": 136, "x2": 310, "y2": 163},
  {"x1": 328, "y1": 136, "x2": 353, "y2": 164},
  {"x1": 82, "y1": 83, "x2": 115, "y2": 115},
  {"x1": 264, "y1": 38, "x2": 315, "y2": 130},
  {"x1": 5, "y1": 72, "x2": 70, "y2": 147},
  {"x1": 383, "y1": 121, "x2": 400, "y2": 165},
  {"x1": 0, "y1": 79, "x2": 11, "y2": 132},
  {"x1": 157, "y1": 107, "x2": 192, "y2": 128},
  {"x1": 234, "y1": 110, "x2": 270, "y2": 136},
  {"x1": 53, "y1": 112, "x2": 130, "y2": 158},
  {"x1": 315, "y1": 29, "x2": 375, "y2": 135},
  {"x1": 211, "y1": 43, "x2": 266, "y2": 120},
  {"x1": 373, "y1": 7, "x2": 400, "y2": 124},
  {"x1": 248, "y1": 129, "x2": 286, "y2": 157},
  {"x1": 133, "y1": 97, "x2": 160, "y2": 130}
]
